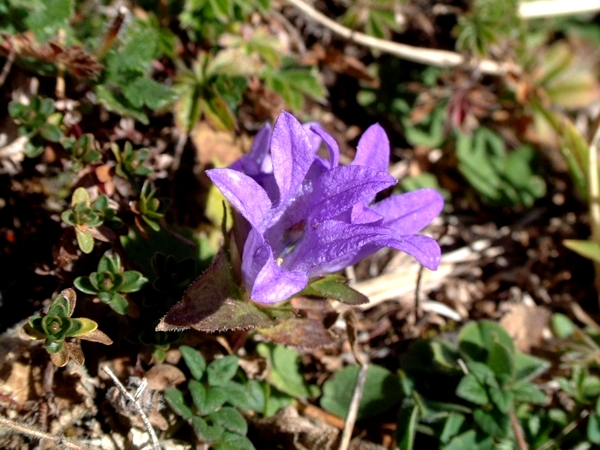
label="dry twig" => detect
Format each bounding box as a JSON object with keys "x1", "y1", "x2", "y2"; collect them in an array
[
  {"x1": 338, "y1": 310, "x2": 369, "y2": 450},
  {"x1": 101, "y1": 365, "x2": 161, "y2": 450},
  {"x1": 284, "y1": 0, "x2": 520, "y2": 76},
  {"x1": 0, "y1": 415, "x2": 88, "y2": 450}
]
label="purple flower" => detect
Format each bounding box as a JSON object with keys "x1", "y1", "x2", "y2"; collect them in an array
[{"x1": 207, "y1": 112, "x2": 443, "y2": 304}]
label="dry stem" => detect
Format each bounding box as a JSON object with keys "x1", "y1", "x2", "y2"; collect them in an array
[
  {"x1": 588, "y1": 122, "x2": 600, "y2": 306},
  {"x1": 0, "y1": 415, "x2": 88, "y2": 450},
  {"x1": 101, "y1": 365, "x2": 161, "y2": 450}
]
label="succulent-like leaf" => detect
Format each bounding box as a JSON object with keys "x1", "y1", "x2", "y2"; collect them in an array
[
  {"x1": 77, "y1": 328, "x2": 113, "y2": 345},
  {"x1": 119, "y1": 271, "x2": 148, "y2": 293},
  {"x1": 65, "y1": 342, "x2": 85, "y2": 365},
  {"x1": 72, "y1": 187, "x2": 90, "y2": 206},
  {"x1": 22, "y1": 321, "x2": 47, "y2": 340},
  {"x1": 70, "y1": 318, "x2": 98, "y2": 337},
  {"x1": 75, "y1": 228, "x2": 95, "y2": 254},
  {"x1": 50, "y1": 348, "x2": 69, "y2": 367},
  {"x1": 108, "y1": 293, "x2": 129, "y2": 315},
  {"x1": 74, "y1": 276, "x2": 99, "y2": 295}
]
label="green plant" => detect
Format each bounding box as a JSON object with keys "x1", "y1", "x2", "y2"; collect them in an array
[
  {"x1": 61, "y1": 187, "x2": 120, "y2": 253},
  {"x1": 394, "y1": 320, "x2": 549, "y2": 449},
  {"x1": 8, "y1": 95, "x2": 63, "y2": 158},
  {"x1": 111, "y1": 141, "x2": 152, "y2": 184},
  {"x1": 22, "y1": 288, "x2": 112, "y2": 367},
  {"x1": 63, "y1": 133, "x2": 102, "y2": 171},
  {"x1": 456, "y1": 127, "x2": 546, "y2": 207},
  {"x1": 165, "y1": 345, "x2": 256, "y2": 449},
  {"x1": 74, "y1": 250, "x2": 148, "y2": 315},
  {"x1": 130, "y1": 180, "x2": 170, "y2": 233}
]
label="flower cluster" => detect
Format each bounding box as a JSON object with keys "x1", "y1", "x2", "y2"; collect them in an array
[{"x1": 207, "y1": 112, "x2": 443, "y2": 304}]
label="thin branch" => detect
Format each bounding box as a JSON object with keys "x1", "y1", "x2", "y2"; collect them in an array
[
  {"x1": 0, "y1": 415, "x2": 88, "y2": 450},
  {"x1": 536, "y1": 410, "x2": 590, "y2": 450},
  {"x1": 101, "y1": 365, "x2": 161, "y2": 450},
  {"x1": 0, "y1": 46, "x2": 15, "y2": 89},
  {"x1": 510, "y1": 408, "x2": 528, "y2": 450},
  {"x1": 519, "y1": 0, "x2": 600, "y2": 19},
  {"x1": 339, "y1": 310, "x2": 369, "y2": 450},
  {"x1": 284, "y1": 0, "x2": 520, "y2": 76},
  {"x1": 588, "y1": 121, "x2": 600, "y2": 306}
]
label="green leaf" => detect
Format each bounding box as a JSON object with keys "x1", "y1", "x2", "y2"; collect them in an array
[
  {"x1": 164, "y1": 388, "x2": 194, "y2": 420},
  {"x1": 257, "y1": 318, "x2": 335, "y2": 349},
  {"x1": 513, "y1": 352, "x2": 549, "y2": 381},
  {"x1": 442, "y1": 430, "x2": 493, "y2": 450},
  {"x1": 589, "y1": 414, "x2": 600, "y2": 444},
  {"x1": 207, "y1": 355, "x2": 239, "y2": 387},
  {"x1": 396, "y1": 403, "x2": 419, "y2": 450},
  {"x1": 72, "y1": 187, "x2": 90, "y2": 206},
  {"x1": 257, "y1": 343, "x2": 319, "y2": 400},
  {"x1": 190, "y1": 380, "x2": 226, "y2": 415},
  {"x1": 208, "y1": 0, "x2": 233, "y2": 23},
  {"x1": 552, "y1": 313, "x2": 576, "y2": 338},
  {"x1": 70, "y1": 318, "x2": 98, "y2": 337},
  {"x1": 215, "y1": 432, "x2": 256, "y2": 450},
  {"x1": 488, "y1": 387, "x2": 514, "y2": 413},
  {"x1": 473, "y1": 407, "x2": 510, "y2": 439},
  {"x1": 440, "y1": 413, "x2": 466, "y2": 444},
  {"x1": 456, "y1": 374, "x2": 489, "y2": 405},
  {"x1": 118, "y1": 271, "x2": 148, "y2": 293},
  {"x1": 245, "y1": 380, "x2": 266, "y2": 413},
  {"x1": 73, "y1": 276, "x2": 99, "y2": 295},
  {"x1": 488, "y1": 341, "x2": 514, "y2": 379},
  {"x1": 564, "y1": 239, "x2": 600, "y2": 263},
  {"x1": 192, "y1": 416, "x2": 224, "y2": 443},
  {"x1": 157, "y1": 249, "x2": 294, "y2": 333},
  {"x1": 222, "y1": 381, "x2": 251, "y2": 411},
  {"x1": 302, "y1": 275, "x2": 369, "y2": 305},
  {"x1": 208, "y1": 407, "x2": 247, "y2": 435},
  {"x1": 122, "y1": 77, "x2": 176, "y2": 110},
  {"x1": 458, "y1": 320, "x2": 515, "y2": 363},
  {"x1": 180, "y1": 345, "x2": 207, "y2": 380},
  {"x1": 320, "y1": 364, "x2": 401, "y2": 420},
  {"x1": 75, "y1": 228, "x2": 94, "y2": 254},
  {"x1": 108, "y1": 293, "x2": 129, "y2": 315},
  {"x1": 40, "y1": 124, "x2": 62, "y2": 142},
  {"x1": 512, "y1": 380, "x2": 547, "y2": 405},
  {"x1": 25, "y1": 0, "x2": 73, "y2": 42}
]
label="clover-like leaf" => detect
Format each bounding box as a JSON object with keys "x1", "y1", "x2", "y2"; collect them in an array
[
  {"x1": 208, "y1": 407, "x2": 247, "y2": 435},
  {"x1": 180, "y1": 345, "x2": 207, "y2": 380}
]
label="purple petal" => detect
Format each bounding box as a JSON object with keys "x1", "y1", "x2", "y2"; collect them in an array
[
  {"x1": 352, "y1": 124, "x2": 390, "y2": 172},
  {"x1": 386, "y1": 234, "x2": 441, "y2": 270},
  {"x1": 271, "y1": 112, "x2": 315, "y2": 207},
  {"x1": 251, "y1": 256, "x2": 309, "y2": 304},
  {"x1": 310, "y1": 165, "x2": 396, "y2": 222},
  {"x1": 370, "y1": 188, "x2": 444, "y2": 234},
  {"x1": 230, "y1": 123, "x2": 271, "y2": 174},
  {"x1": 207, "y1": 168, "x2": 272, "y2": 231},
  {"x1": 285, "y1": 221, "x2": 441, "y2": 274},
  {"x1": 309, "y1": 125, "x2": 340, "y2": 168}
]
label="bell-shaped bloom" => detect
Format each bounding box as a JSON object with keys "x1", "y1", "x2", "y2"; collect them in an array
[{"x1": 207, "y1": 112, "x2": 443, "y2": 304}]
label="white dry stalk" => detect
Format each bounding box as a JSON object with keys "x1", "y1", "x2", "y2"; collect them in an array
[
  {"x1": 101, "y1": 365, "x2": 161, "y2": 450},
  {"x1": 284, "y1": 0, "x2": 600, "y2": 76}
]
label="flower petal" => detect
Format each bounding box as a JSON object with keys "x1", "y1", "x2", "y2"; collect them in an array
[
  {"x1": 370, "y1": 188, "x2": 444, "y2": 234},
  {"x1": 251, "y1": 257, "x2": 308, "y2": 304},
  {"x1": 352, "y1": 123, "x2": 390, "y2": 172},
  {"x1": 309, "y1": 165, "x2": 396, "y2": 222},
  {"x1": 271, "y1": 112, "x2": 315, "y2": 207},
  {"x1": 309, "y1": 125, "x2": 340, "y2": 168},
  {"x1": 207, "y1": 168, "x2": 272, "y2": 231},
  {"x1": 230, "y1": 123, "x2": 271, "y2": 175}
]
